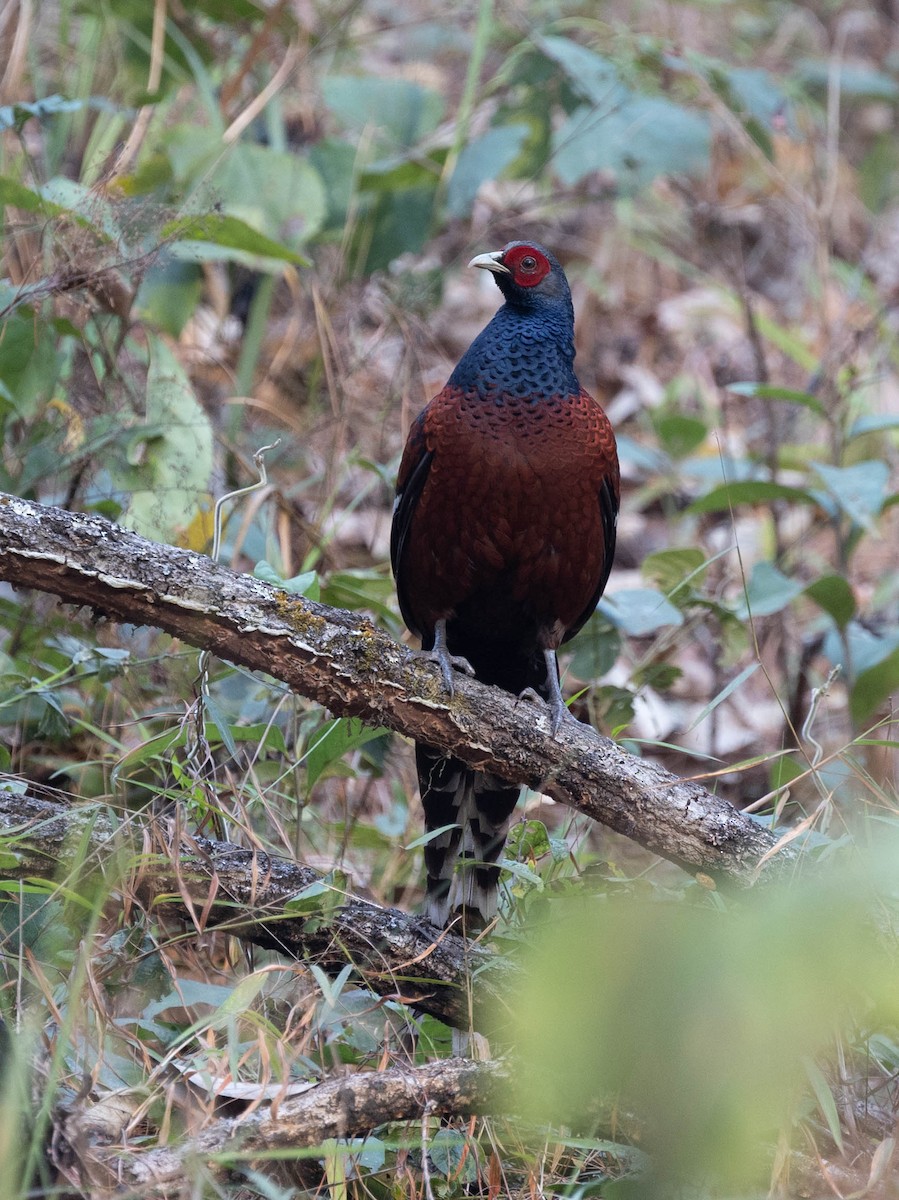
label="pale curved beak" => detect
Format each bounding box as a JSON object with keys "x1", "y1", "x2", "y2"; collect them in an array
[{"x1": 468, "y1": 250, "x2": 510, "y2": 274}]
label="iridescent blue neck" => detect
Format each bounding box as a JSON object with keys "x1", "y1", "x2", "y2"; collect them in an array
[{"x1": 448, "y1": 303, "x2": 579, "y2": 401}]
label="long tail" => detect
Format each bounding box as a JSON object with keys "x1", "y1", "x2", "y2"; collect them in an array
[{"x1": 416, "y1": 744, "x2": 520, "y2": 930}]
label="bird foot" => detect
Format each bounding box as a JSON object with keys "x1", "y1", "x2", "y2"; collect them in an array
[
  {"x1": 422, "y1": 646, "x2": 475, "y2": 694},
  {"x1": 423, "y1": 620, "x2": 474, "y2": 695}
]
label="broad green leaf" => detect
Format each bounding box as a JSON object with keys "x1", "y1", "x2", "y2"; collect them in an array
[
  {"x1": 207, "y1": 143, "x2": 326, "y2": 247},
  {"x1": 851, "y1": 647, "x2": 899, "y2": 726},
  {"x1": 304, "y1": 717, "x2": 387, "y2": 792},
  {"x1": 163, "y1": 213, "x2": 308, "y2": 267},
  {"x1": 653, "y1": 413, "x2": 708, "y2": 458},
  {"x1": 285, "y1": 875, "x2": 343, "y2": 915},
  {"x1": 769, "y1": 751, "x2": 806, "y2": 792},
  {"x1": 309, "y1": 137, "x2": 359, "y2": 231},
  {"x1": 554, "y1": 95, "x2": 710, "y2": 190},
  {"x1": 727, "y1": 381, "x2": 825, "y2": 416},
  {"x1": 566, "y1": 612, "x2": 620, "y2": 680},
  {"x1": 642, "y1": 548, "x2": 708, "y2": 598},
  {"x1": 254, "y1": 561, "x2": 319, "y2": 598},
  {"x1": 824, "y1": 621, "x2": 899, "y2": 677},
  {"x1": 40, "y1": 177, "x2": 118, "y2": 239},
  {"x1": 355, "y1": 183, "x2": 437, "y2": 273},
  {"x1": 688, "y1": 480, "x2": 817, "y2": 514},
  {"x1": 712, "y1": 66, "x2": 788, "y2": 126},
  {"x1": 805, "y1": 574, "x2": 855, "y2": 628},
  {"x1": 323, "y1": 76, "x2": 444, "y2": 148},
  {"x1": 506, "y1": 819, "x2": 552, "y2": 861},
  {"x1": 134, "y1": 259, "x2": 203, "y2": 337},
  {"x1": 0, "y1": 176, "x2": 68, "y2": 216},
  {"x1": 598, "y1": 588, "x2": 684, "y2": 635},
  {"x1": 735, "y1": 561, "x2": 804, "y2": 619},
  {"x1": 446, "y1": 123, "x2": 529, "y2": 217},
  {"x1": 0, "y1": 308, "x2": 66, "y2": 420},
  {"x1": 848, "y1": 413, "x2": 899, "y2": 439},
  {"x1": 534, "y1": 35, "x2": 623, "y2": 105},
  {"x1": 797, "y1": 60, "x2": 899, "y2": 99},
  {"x1": 812, "y1": 460, "x2": 890, "y2": 529},
  {"x1": 121, "y1": 335, "x2": 214, "y2": 541},
  {"x1": 428, "y1": 1128, "x2": 476, "y2": 1182}
]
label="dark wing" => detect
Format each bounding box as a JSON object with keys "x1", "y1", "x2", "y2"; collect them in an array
[
  {"x1": 390, "y1": 410, "x2": 433, "y2": 638},
  {"x1": 563, "y1": 472, "x2": 620, "y2": 644}
]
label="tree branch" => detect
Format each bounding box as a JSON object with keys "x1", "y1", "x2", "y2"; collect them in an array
[
  {"x1": 0, "y1": 784, "x2": 517, "y2": 1030},
  {"x1": 75, "y1": 1058, "x2": 516, "y2": 1189},
  {"x1": 0, "y1": 492, "x2": 791, "y2": 885}
]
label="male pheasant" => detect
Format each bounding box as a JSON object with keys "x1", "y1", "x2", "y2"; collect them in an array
[{"x1": 391, "y1": 241, "x2": 619, "y2": 930}]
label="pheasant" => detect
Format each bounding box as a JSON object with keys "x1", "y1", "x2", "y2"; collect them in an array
[{"x1": 391, "y1": 241, "x2": 619, "y2": 929}]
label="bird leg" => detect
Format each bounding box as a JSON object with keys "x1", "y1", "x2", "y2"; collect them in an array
[
  {"x1": 517, "y1": 649, "x2": 577, "y2": 736},
  {"x1": 422, "y1": 619, "x2": 475, "y2": 695}
]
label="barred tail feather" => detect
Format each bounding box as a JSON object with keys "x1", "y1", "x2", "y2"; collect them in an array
[{"x1": 416, "y1": 745, "x2": 519, "y2": 930}]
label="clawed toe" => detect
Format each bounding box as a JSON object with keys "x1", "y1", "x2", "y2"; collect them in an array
[
  {"x1": 423, "y1": 619, "x2": 474, "y2": 695},
  {"x1": 423, "y1": 648, "x2": 474, "y2": 694}
]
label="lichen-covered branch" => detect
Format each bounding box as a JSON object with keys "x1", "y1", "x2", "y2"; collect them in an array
[
  {"x1": 0, "y1": 492, "x2": 792, "y2": 885},
  {"x1": 78, "y1": 1058, "x2": 514, "y2": 1190},
  {"x1": 0, "y1": 786, "x2": 512, "y2": 1031}
]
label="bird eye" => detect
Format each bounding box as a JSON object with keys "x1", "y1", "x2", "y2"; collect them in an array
[{"x1": 520, "y1": 255, "x2": 537, "y2": 271}]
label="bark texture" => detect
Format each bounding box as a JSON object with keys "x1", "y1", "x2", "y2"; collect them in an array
[
  {"x1": 76, "y1": 1058, "x2": 512, "y2": 1189},
  {"x1": 0, "y1": 492, "x2": 792, "y2": 887},
  {"x1": 0, "y1": 786, "x2": 511, "y2": 1030}
]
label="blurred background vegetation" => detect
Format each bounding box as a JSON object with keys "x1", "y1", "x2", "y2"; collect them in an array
[{"x1": 0, "y1": 0, "x2": 898, "y2": 1195}]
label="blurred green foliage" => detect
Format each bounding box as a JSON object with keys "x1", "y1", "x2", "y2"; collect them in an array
[{"x1": 513, "y1": 848, "x2": 899, "y2": 1195}]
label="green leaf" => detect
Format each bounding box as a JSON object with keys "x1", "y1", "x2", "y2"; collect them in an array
[
  {"x1": 506, "y1": 819, "x2": 552, "y2": 861},
  {"x1": 769, "y1": 752, "x2": 805, "y2": 792},
  {"x1": 566, "y1": 612, "x2": 620, "y2": 680},
  {"x1": 653, "y1": 413, "x2": 708, "y2": 458},
  {"x1": 134, "y1": 259, "x2": 203, "y2": 337},
  {"x1": 802, "y1": 1057, "x2": 844, "y2": 1153},
  {"x1": 848, "y1": 413, "x2": 899, "y2": 439},
  {"x1": 642, "y1": 548, "x2": 708, "y2": 599},
  {"x1": 322, "y1": 76, "x2": 444, "y2": 148},
  {"x1": 404, "y1": 823, "x2": 458, "y2": 852},
  {"x1": 554, "y1": 94, "x2": 710, "y2": 190},
  {"x1": 254, "y1": 561, "x2": 319, "y2": 598},
  {"x1": 688, "y1": 480, "x2": 817, "y2": 514},
  {"x1": 851, "y1": 647, "x2": 899, "y2": 726},
  {"x1": 355, "y1": 184, "x2": 437, "y2": 273},
  {"x1": 0, "y1": 175, "x2": 68, "y2": 216},
  {"x1": 446, "y1": 123, "x2": 529, "y2": 217},
  {"x1": 534, "y1": 35, "x2": 623, "y2": 105},
  {"x1": 797, "y1": 60, "x2": 899, "y2": 99},
  {"x1": 207, "y1": 143, "x2": 326, "y2": 247},
  {"x1": 598, "y1": 588, "x2": 684, "y2": 635},
  {"x1": 285, "y1": 873, "x2": 347, "y2": 916},
  {"x1": 735, "y1": 561, "x2": 804, "y2": 619},
  {"x1": 711, "y1": 65, "x2": 789, "y2": 127},
  {"x1": 162, "y1": 213, "x2": 309, "y2": 267},
  {"x1": 727, "y1": 381, "x2": 825, "y2": 416},
  {"x1": 805, "y1": 574, "x2": 855, "y2": 628},
  {"x1": 120, "y1": 335, "x2": 214, "y2": 541},
  {"x1": 304, "y1": 718, "x2": 387, "y2": 792},
  {"x1": 0, "y1": 307, "x2": 66, "y2": 420},
  {"x1": 812, "y1": 461, "x2": 890, "y2": 529}
]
